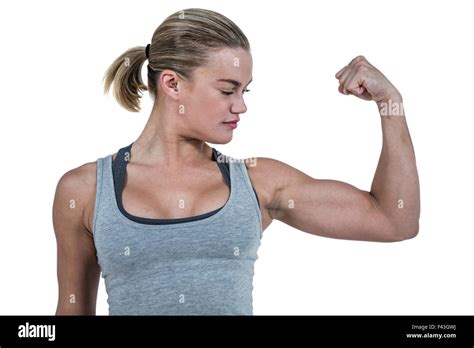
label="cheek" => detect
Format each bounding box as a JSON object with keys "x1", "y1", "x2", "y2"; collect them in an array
[{"x1": 190, "y1": 91, "x2": 229, "y2": 115}]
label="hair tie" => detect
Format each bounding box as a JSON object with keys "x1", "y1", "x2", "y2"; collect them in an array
[{"x1": 145, "y1": 44, "x2": 151, "y2": 59}]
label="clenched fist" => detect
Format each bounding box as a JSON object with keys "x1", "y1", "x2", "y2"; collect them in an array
[{"x1": 335, "y1": 56, "x2": 403, "y2": 105}]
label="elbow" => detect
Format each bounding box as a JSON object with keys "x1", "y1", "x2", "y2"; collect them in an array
[{"x1": 391, "y1": 222, "x2": 419, "y2": 242}]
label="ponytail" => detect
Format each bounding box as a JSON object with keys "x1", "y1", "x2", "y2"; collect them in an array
[{"x1": 103, "y1": 46, "x2": 148, "y2": 112}]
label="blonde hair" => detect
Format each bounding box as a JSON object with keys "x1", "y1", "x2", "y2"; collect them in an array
[{"x1": 103, "y1": 8, "x2": 250, "y2": 112}]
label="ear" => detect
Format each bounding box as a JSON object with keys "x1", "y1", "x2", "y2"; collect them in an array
[{"x1": 159, "y1": 69, "x2": 180, "y2": 99}]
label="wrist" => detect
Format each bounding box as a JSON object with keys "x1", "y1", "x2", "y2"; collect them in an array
[
  {"x1": 377, "y1": 90, "x2": 403, "y2": 103},
  {"x1": 376, "y1": 94, "x2": 404, "y2": 117}
]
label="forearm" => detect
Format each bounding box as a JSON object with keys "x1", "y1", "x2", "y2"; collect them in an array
[{"x1": 370, "y1": 98, "x2": 420, "y2": 238}]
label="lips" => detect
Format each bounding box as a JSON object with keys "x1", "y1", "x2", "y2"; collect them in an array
[{"x1": 223, "y1": 120, "x2": 238, "y2": 129}]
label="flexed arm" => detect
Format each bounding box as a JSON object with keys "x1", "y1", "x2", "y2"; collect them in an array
[
  {"x1": 335, "y1": 55, "x2": 420, "y2": 239},
  {"x1": 259, "y1": 56, "x2": 419, "y2": 242}
]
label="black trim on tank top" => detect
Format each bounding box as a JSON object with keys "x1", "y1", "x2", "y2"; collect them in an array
[{"x1": 112, "y1": 142, "x2": 260, "y2": 225}]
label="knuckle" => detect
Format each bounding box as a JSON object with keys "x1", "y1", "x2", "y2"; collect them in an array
[{"x1": 351, "y1": 55, "x2": 366, "y2": 66}]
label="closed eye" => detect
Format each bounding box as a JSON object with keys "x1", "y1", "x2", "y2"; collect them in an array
[{"x1": 220, "y1": 89, "x2": 251, "y2": 96}]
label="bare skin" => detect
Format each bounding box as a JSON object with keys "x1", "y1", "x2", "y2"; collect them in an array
[{"x1": 53, "y1": 49, "x2": 419, "y2": 314}]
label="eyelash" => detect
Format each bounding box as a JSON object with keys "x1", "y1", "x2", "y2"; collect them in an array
[{"x1": 220, "y1": 89, "x2": 250, "y2": 96}]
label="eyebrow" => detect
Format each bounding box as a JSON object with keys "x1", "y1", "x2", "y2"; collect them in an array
[{"x1": 216, "y1": 78, "x2": 253, "y2": 88}]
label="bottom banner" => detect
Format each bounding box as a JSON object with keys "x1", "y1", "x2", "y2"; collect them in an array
[{"x1": 0, "y1": 315, "x2": 472, "y2": 346}]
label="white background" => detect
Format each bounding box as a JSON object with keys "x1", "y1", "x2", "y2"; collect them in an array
[{"x1": 1, "y1": 0, "x2": 473, "y2": 315}]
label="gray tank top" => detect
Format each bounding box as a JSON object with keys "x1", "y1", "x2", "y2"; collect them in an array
[{"x1": 92, "y1": 144, "x2": 262, "y2": 315}]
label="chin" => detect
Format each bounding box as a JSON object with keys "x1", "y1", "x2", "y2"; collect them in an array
[
  {"x1": 210, "y1": 138, "x2": 233, "y2": 145},
  {"x1": 205, "y1": 134, "x2": 233, "y2": 145}
]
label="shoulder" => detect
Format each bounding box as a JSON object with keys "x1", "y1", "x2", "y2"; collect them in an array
[
  {"x1": 53, "y1": 160, "x2": 99, "y2": 234},
  {"x1": 241, "y1": 156, "x2": 307, "y2": 211},
  {"x1": 243, "y1": 156, "x2": 315, "y2": 211},
  {"x1": 243, "y1": 156, "x2": 311, "y2": 189},
  {"x1": 55, "y1": 161, "x2": 97, "y2": 195}
]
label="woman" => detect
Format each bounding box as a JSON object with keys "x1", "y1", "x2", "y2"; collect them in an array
[{"x1": 53, "y1": 8, "x2": 420, "y2": 315}]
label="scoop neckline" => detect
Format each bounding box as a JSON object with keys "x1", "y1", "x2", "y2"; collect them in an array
[{"x1": 109, "y1": 145, "x2": 235, "y2": 228}]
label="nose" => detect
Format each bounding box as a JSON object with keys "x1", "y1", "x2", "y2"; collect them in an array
[{"x1": 231, "y1": 95, "x2": 247, "y2": 114}]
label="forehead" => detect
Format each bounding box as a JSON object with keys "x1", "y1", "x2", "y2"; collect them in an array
[{"x1": 197, "y1": 47, "x2": 253, "y2": 83}]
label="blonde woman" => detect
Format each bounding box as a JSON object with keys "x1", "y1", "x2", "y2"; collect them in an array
[{"x1": 53, "y1": 8, "x2": 420, "y2": 315}]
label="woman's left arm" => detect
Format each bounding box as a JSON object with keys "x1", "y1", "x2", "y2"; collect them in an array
[{"x1": 257, "y1": 56, "x2": 420, "y2": 242}]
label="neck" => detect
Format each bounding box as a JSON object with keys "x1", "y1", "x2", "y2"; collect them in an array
[{"x1": 131, "y1": 104, "x2": 212, "y2": 168}]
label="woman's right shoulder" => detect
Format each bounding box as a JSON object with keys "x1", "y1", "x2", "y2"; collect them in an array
[
  {"x1": 53, "y1": 156, "x2": 108, "y2": 235},
  {"x1": 54, "y1": 152, "x2": 119, "y2": 233},
  {"x1": 56, "y1": 161, "x2": 98, "y2": 196},
  {"x1": 56, "y1": 151, "x2": 118, "y2": 195}
]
